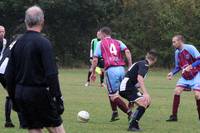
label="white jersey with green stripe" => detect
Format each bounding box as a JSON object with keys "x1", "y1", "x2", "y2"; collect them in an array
[{"x1": 89, "y1": 38, "x2": 100, "y2": 58}]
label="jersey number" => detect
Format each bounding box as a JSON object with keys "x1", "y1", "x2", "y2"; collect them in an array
[{"x1": 110, "y1": 43, "x2": 117, "y2": 55}]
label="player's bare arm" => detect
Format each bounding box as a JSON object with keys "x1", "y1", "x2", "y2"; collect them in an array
[
  {"x1": 125, "y1": 49, "x2": 132, "y2": 68},
  {"x1": 185, "y1": 57, "x2": 200, "y2": 72},
  {"x1": 137, "y1": 75, "x2": 151, "y2": 104}
]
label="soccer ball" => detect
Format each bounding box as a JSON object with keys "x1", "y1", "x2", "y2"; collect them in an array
[{"x1": 77, "y1": 111, "x2": 90, "y2": 122}]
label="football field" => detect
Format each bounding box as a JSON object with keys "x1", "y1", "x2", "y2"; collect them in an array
[{"x1": 0, "y1": 69, "x2": 200, "y2": 133}]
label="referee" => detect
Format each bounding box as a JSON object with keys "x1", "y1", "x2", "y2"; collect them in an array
[{"x1": 5, "y1": 6, "x2": 66, "y2": 133}]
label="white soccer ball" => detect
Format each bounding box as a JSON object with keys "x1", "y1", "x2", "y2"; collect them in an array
[{"x1": 77, "y1": 111, "x2": 90, "y2": 122}]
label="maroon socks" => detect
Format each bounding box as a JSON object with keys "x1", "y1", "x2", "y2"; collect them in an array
[
  {"x1": 114, "y1": 97, "x2": 129, "y2": 114},
  {"x1": 196, "y1": 99, "x2": 200, "y2": 119},
  {"x1": 109, "y1": 96, "x2": 117, "y2": 112},
  {"x1": 172, "y1": 95, "x2": 180, "y2": 116}
]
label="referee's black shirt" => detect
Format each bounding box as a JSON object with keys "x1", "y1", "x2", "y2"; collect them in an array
[
  {"x1": 6, "y1": 30, "x2": 61, "y2": 98},
  {"x1": 125, "y1": 60, "x2": 149, "y2": 90}
]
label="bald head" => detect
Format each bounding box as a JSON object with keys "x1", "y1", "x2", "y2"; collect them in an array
[
  {"x1": 0, "y1": 25, "x2": 5, "y2": 40},
  {"x1": 25, "y1": 6, "x2": 44, "y2": 28}
]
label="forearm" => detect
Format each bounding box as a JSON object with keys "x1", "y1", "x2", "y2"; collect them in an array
[
  {"x1": 171, "y1": 66, "x2": 181, "y2": 75},
  {"x1": 137, "y1": 75, "x2": 148, "y2": 94},
  {"x1": 5, "y1": 63, "x2": 16, "y2": 99},
  {"x1": 125, "y1": 49, "x2": 132, "y2": 67},
  {"x1": 192, "y1": 58, "x2": 200, "y2": 68}
]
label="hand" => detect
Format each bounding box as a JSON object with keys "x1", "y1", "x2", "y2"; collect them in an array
[
  {"x1": 167, "y1": 72, "x2": 173, "y2": 80},
  {"x1": 184, "y1": 65, "x2": 192, "y2": 72},
  {"x1": 54, "y1": 96, "x2": 64, "y2": 115},
  {"x1": 143, "y1": 93, "x2": 151, "y2": 106},
  {"x1": 90, "y1": 72, "x2": 96, "y2": 82}
]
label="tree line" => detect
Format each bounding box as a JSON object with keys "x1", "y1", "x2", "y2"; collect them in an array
[{"x1": 1, "y1": 0, "x2": 200, "y2": 68}]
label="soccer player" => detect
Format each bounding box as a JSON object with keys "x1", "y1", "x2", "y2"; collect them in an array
[
  {"x1": 0, "y1": 25, "x2": 15, "y2": 128},
  {"x1": 166, "y1": 35, "x2": 200, "y2": 121},
  {"x1": 90, "y1": 27, "x2": 133, "y2": 121},
  {"x1": 119, "y1": 50, "x2": 157, "y2": 131},
  {"x1": 5, "y1": 6, "x2": 66, "y2": 133},
  {"x1": 85, "y1": 31, "x2": 105, "y2": 87}
]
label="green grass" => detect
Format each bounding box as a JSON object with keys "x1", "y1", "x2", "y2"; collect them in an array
[{"x1": 0, "y1": 69, "x2": 199, "y2": 133}]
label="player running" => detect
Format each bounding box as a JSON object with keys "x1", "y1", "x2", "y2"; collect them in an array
[
  {"x1": 119, "y1": 50, "x2": 157, "y2": 131},
  {"x1": 166, "y1": 35, "x2": 200, "y2": 121},
  {"x1": 85, "y1": 31, "x2": 105, "y2": 87},
  {"x1": 90, "y1": 27, "x2": 133, "y2": 121}
]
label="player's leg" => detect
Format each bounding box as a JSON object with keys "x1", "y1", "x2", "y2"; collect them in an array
[
  {"x1": 4, "y1": 96, "x2": 15, "y2": 127},
  {"x1": 167, "y1": 77, "x2": 187, "y2": 121},
  {"x1": 128, "y1": 102, "x2": 134, "y2": 111},
  {"x1": 18, "y1": 112, "x2": 27, "y2": 128},
  {"x1": 104, "y1": 68, "x2": 118, "y2": 121},
  {"x1": 85, "y1": 63, "x2": 92, "y2": 87},
  {"x1": 194, "y1": 90, "x2": 200, "y2": 120},
  {"x1": 28, "y1": 129, "x2": 43, "y2": 133},
  {"x1": 100, "y1": 69, "x2": 105, "y2": 87},
  {"x1": 110, "y1": 94, "x2": 131, "y2": 118},
  {"x1": 106, "y1": 67, "x2": 131, "y2": 120},
  {"x1": 98, "y1": 59, "x2": 105, "y2": 87},
  {"x1": 128, "y1": 91, "x2": 149, "y2": 131},
  {"x1": 105, "y1": 69, "x2": 119, "y2": 121},
  {"x1": 120, "y1": 77, "x2": 135, "y2": 114},
  {"x1": 108, "y1": 96, "x2": 119, "y2": 122},
  {"x1": 192, "y1": 74, "x2": 200, "y2": 120},
  {"x1": 0, "y1": 74, "x2": 15, "y2": 127},
  {"x1": 46, "y1": 124, "x2": 66, "y2": 133},
  {"x1": 166, "y1": 86, "x2": 184, "y2": 121}
]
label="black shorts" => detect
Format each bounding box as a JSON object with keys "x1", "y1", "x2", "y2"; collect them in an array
[
  {"x1": 89, "y1": 58, "x2": 104, "y2": 68},
  {"x1": 119, "y1": 88, "x2": 143, "y2": 103},
  {"x1": 0, "y1": 74, "x2": 6, "y2": 88},
  {"x1": 97, "y1": 58, "x2": 104, "y2": 68},
  {"x1": 15, "y1": 85, "x2": 62, "y2": 129}
]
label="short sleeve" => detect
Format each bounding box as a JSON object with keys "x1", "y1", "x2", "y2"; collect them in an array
[
  {"x1": 187, "y1": 45, "x2": 200, "y2": 59},
  {"x1": 93, "y1": 42, "x2": 102, "y2": 57},
  {"x1": 172, "y1": 50, "x2": 181, "y2": 75},
  {"x1": 138, "y1": 62, "x2": 148, "y2": 77},
  {"x1": 118, "y1": 40, "x2": 128, "y2": 51}
]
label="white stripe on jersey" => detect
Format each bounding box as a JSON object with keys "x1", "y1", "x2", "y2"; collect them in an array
[
  {"x1": 120, "y1": 77, "x2": 129, "y2": 91},
  {"x1": 128, "y1": 62, "x2": 137, "y2": 71}
]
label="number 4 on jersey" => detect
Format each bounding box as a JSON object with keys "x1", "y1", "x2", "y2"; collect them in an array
[{"x1": 110, "y1": 43, "x2": 117, "y2": 55}]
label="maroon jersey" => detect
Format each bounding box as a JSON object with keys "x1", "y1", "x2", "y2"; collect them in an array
[
  {"x1": 100, "y1": 37, "x2": 127, "y2": 69},
  {"x1": 173, "y1": 44, "x2": 200, "y2": 80}
]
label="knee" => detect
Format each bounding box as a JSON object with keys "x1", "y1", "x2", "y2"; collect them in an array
[
  {"x1": 174, "y1": 88, "x2": 183, "y2": 95},
  {"x1": 110, "y1": 94, "x2": 119, "y2": 101},
  {"x1": 194, "y1": 91, "x2": 200, "y2": 100},
  {"x1": 137, "y1": 98, "x2": 150, "y2": 109}
]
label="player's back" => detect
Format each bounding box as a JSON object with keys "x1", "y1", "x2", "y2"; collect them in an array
[
  {"x1": 125, "y1": 60, "x2": 149, "y2": 88},
  {"x1": 100, "y1": 37, "x2": 125, "y2": 69},
  {"x1": 12, "y1": 31, "x2": 58, "y2": 87}
]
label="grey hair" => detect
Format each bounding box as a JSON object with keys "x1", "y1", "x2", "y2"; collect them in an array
[{"x1": 25, "y1": 6, "x2": 44, "y2": 28}]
